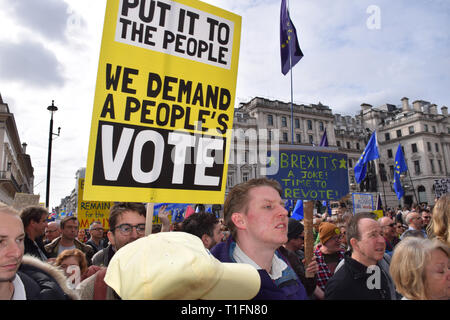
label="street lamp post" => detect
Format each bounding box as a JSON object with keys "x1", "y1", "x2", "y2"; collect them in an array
[{"x1": 46, "y1": 100, "x2": 61, "y2": 209}]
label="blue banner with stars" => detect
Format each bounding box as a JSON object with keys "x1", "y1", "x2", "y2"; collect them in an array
[{"x1": 266, "y1": 149, "x2": 349, "y2": 201}]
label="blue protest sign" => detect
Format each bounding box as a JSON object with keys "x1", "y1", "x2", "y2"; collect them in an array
[{"x1": 266, "y1": 149, "x2": 349, "y2": 201}]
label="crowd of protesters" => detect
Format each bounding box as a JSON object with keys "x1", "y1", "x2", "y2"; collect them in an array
[{"x1": 1, "y1": 178, "x2": 449, "y2": 300}]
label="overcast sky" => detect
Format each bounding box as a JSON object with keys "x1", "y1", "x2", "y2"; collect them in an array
[{"x1": 0, "y1": 0, "x2": 449, "y2": 209}]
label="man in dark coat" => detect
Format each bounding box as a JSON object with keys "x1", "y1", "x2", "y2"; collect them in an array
[
  {"x1": 324, "y1": 212, "x2": 398, "y2": 300},
  {"x1": 20, "y1": 206, "x2": 50, "y2": 261},
  {"x1": 0, "y1": 204, "x2": 78, "y2": 300}
]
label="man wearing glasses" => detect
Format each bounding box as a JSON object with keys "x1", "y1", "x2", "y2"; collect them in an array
[
  {"x1": 92, "y1": 203, "x2": 146, "y2": 267},
  {"x1": 86, "y1": 222, "x2": 106, "y2": 254},
  {"x1": 379, "y1": 217, "x2": 400, "y2": 256},
  {"x1": 79, "y1": 202, "x2": 146, "y2": 300}
]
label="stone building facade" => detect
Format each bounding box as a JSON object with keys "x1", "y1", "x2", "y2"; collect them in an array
[
  {"x1": 0, "y1": 94, "x2": 34, "y2": 205},
  {"x1": 227, "y1": 96, "x2": 449, "y2": 208}
]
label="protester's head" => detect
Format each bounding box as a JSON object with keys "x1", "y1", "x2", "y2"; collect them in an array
[
  {"x1": 223, "y1": 178, "x2": 288, "y2": 248},
  {"x1": 45, "y1": 221, "x2": 61, "y2": 242},
  {"x1": 395, "y1": 222, "x2": 406, "y2": 237},
  {"x1": 405, "y1": 212, "x2": 423, "y2": 230},
  {"x1": 55, "y1": 248, "x2": 88, "y2": 278},
  {"x1": 88, "y1": 221, "x2": 104, "y2": 241},
  {"x1": 77, "y1": 229, "x2": 86, "y2": 242},
  {"x1": 430, "y1": 194, "x2": 450, "y2": 246},
  {"x1": 104, "y1": 232, "x2": 261, "y2": 299},
  {"x1": 20, "y1": 206, "x2": 48, "y2": 239},
  {"x1": 319, "y1": 222, "x2": 341, "y2": 253},
  {"x1": 107, "y1": 202, "x2": 146, "y2": 251},
  {"x1": 0, "y1": 205, "x2": 24, "y2": 282},
  {"x1": 347, "y1": 212, "x2": 385, "y2": 266},
  {"x1": 181, "y1": 212, "x2": 222, "y2": 249},
  {"x1": 379, "y1": 217, "x2": 396, "y2": 241},
  {"x1": 390, "y1": 238, "x2": 450, "y2": 300},
  {"x1": 420, "y1": 209, "x2": 432, "y2": 228},
  {"x1": 286, "y1": 218, "x2": 304, "y2": 251},
  {"x1": 60, "y1": 216, "x2": 79, "y2": 242}
]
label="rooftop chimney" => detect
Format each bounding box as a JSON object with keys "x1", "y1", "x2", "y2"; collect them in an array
[
  {"x1": 429, "y1": 104, "x2": 437, "y2": 115},
  {"x1": 413, "y1": 100, "x2": 423, "y2": 112},
  {"x1": 22, "y1": 142, "x2": 27, "y2": 154},
  {"x1": 442, "y1": 106, "x2": 448, "y2": 116},
  {"x1": 401, "y1": 97, "x2": 410, "y2": 112}
]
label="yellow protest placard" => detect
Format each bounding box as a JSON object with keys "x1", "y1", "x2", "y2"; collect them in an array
[
  {"x1": 77, "y1": 178, "x2": 115, "y2": 229},
  {"x1": 84, "y1": 0, "x2": 241, "y2": 204}
]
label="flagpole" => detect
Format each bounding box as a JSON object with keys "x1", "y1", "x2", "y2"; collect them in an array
[
  {"x1": 406, "y1": 169, "x2": 419, "y2": 205},
  {"x1": 288, "y1": 0, "x2": 294, "y2": 143}
]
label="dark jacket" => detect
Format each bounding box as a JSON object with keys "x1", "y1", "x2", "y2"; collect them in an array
[
  {"x1": 92, "y1": 244, "x2": 115, "y2": 267},
  {"x1": 278, "y1": 246, "x2": 317, "y2": 297},
  {"x1": 23, "y1": 234, "x2": 49, "y2": 261},
  {"x1": 44, "y1": 237, "x2": 94, "y2": 265},
  {"x1": 211, "y1": 237, "x2": 308, "y2": 300},
  {"x1": 324, "y1": 252, "x2": 394, "y2": 300},
  {"x1": 17, "y1": 255, "x2": 79, "y2": 300}
]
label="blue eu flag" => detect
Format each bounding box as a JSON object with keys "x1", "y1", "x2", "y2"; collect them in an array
[
  {"x1": 354, "y1": 131, "x2": 380, "y2": 183},
  {"x1": 393, "y1": 144, "x2": 408, "y2": 200},
  {"x1": 280, "y1": 0, "x2": 303, "y2": 75},
  {"x1": 291, "y1": 200, "x2": 304, "y2": 220}
]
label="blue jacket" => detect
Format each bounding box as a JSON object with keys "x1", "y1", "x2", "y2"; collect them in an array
[{"x1": 211, "y1": 237, "x2": 308, "y2": 300}]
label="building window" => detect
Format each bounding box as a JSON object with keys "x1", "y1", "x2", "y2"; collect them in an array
[
  {"x1": 424, "y1": 124, "x2": 429, "y2": 132},
  {"x1": 385, "y1": 133, "x2": 390, "y2": 141},
  {"x1": 319, "y1": 121, "x2": 324, "y2": 131},
  {"x1": 296, "y1": 134, "x2": 301, "y2": 143},
  {"x1": 356, "y1": 143, "x2": 360, "y2": 150},
  {"x1": 432, "y1": 126, "x2": 436, "y2": 133},
  {"x1": 411, "y1": 143, "x2": 418, "y2": 153},
  {"x1": 267, "y1": 114, "x2": 273, "y2": 126},
  {"x1": 427, "y1": 142, "x2": 432, "y2": 152},
  {"x1": 227, "y1": 174, "x2": 234, "y2": 188},
  {"x1": 408, "y1": 126, "x2": 415, "y2": 135},
  {"x1": 387, "y1": 149, "x2": 393, "y2": 158},
  {"x1": 414, "y1": 160, "x2": 421, "y2": 174},
  {"x1": 307, "y1": 120, "x2": 313, "y2": 130},
  {"x1": 295, "y1": 118, "x2": 300, "y2": 128},
  {"x1": 242, "y1": 172, "x2": 249, "y2": 182},
  {"x1": 438, "y1": 160, "x2": 443, "y2": 173},
  {"x1": 430, "y1": 159, "x2": 435, "y2": 174},
  {"x1": 346, "y1": 141, "x2": 351, "y2": 149},
  {"x1": 336, "y1": 141, "x2": 341, "y2": 147},
  {"x1": 396, "y1": 129, "x2": 402, "y2": 138},
  {"x1": 389, "y1": 165, "x2": 394, "y2": 178},
  {"x1": 282, "y1": 132, "x2": 288, "y2": 142},
  {"x1": 348, "y1": 159, "x2": 353, "y2": 168},
  {"x1": 309, "y1": 135, "x2": 314, "y2": 144},
  {"x1": 281, "y1": 116, "x2": 287, "y2": 127},
  {"x1": 435, "y1": 143, "x2": 439, "y2": 152}
]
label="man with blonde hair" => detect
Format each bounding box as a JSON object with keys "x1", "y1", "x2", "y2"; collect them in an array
[{"x1": 211, "y1": 178, "x2": 308, "y2": 300}]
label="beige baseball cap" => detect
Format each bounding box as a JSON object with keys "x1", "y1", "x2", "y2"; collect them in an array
[{"x1": 104, "y1": 232, "x2": 261, "y2": 300}]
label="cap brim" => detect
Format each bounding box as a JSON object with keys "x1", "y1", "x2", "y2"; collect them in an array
[{"x1": 201, "y1": 262, "x2": 261, "y2": 300}]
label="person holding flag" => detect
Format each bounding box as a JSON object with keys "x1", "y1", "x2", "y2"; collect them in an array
[{"x1": 354, "y1": 130, "x2": 380, "y2": 184}]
